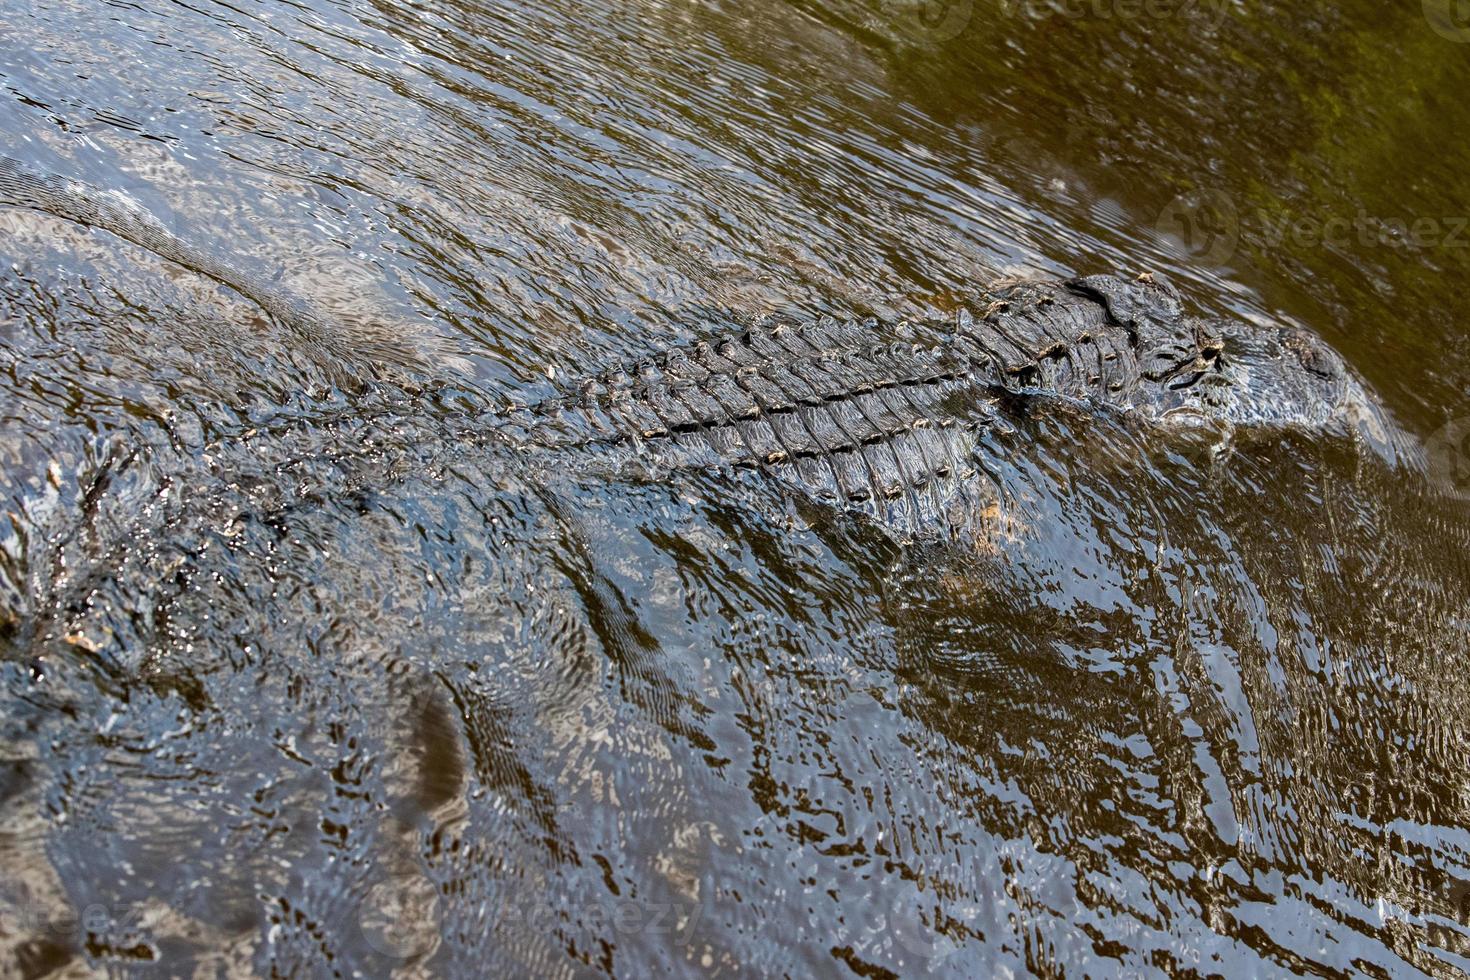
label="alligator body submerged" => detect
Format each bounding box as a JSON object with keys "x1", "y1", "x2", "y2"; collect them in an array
[
  {"x1": 0, "y1": 156, "x2": 1404, "y2": 546},
  {"x1": 495, "y1": 272, "x2": 1399, "y2": 540}
]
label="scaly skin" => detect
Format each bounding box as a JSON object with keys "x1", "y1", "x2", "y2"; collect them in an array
[
  {"x1": 496, "y1": 273, "x2": 1403, "y2": 539},
  {"x1": 0, "y1": 156, "x2": 1407, "y2": 548}
]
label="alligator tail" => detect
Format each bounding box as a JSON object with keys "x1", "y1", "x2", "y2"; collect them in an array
[{"x1": 0, "y1": 155, "x2": 362, "y2": 374}]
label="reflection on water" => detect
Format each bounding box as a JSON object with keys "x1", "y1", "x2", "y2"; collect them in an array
[{"x1": 1, "y1": 0, "x2": 1469, "y2": 975}]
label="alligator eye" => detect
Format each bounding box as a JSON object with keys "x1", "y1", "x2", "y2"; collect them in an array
[
  {"x1": 1298, "y1": 347, "x2": 1338, "y2": 378},
  {"x1": 1284, "y1": 331, "x2": 1339, "y2": 379}
]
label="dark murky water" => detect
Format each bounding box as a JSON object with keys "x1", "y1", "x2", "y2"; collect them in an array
[{"x1": 2, "y1": 0, "x2": 1469, "y2": 975}]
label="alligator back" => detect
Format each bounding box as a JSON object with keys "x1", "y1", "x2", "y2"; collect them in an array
[
  {"x1": 500, "y1": 275, "x2": 1234, "y2": 541},
  {"x1": 502, "y1": 271, "x2": 1403, "y2": 542},
  {"x1": 1, "y1": 156, "x2": 1399, "y2": 545}
]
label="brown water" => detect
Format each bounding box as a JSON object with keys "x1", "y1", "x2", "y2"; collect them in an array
[{"x1": 1, "y1": 0, "x2": 1469, "y2": 976}]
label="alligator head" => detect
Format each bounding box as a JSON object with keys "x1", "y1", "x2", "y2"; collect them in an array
[
  {"x1": 1168, "y1": 319, "x2": 1410, "y2": 463},
  {"x1": 1069, "y1": 273, "x2": 1408, "y2": 463}
]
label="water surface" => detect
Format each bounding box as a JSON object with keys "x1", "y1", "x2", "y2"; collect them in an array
[{"x1": 1, "y1": 0, "x2": 1469, "y2": 975}]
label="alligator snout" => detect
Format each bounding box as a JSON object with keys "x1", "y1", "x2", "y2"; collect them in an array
[{"x1": 1175, "y1": 318, "x2": 1408, "y2": 462}]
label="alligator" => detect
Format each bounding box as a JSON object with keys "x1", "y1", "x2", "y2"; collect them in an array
[
  {"x1": 0, "y1": 156, "x2": 1406, "y2": 547},
  {"x1": 504, "y1": 271, "x2": 1406, "y2": 538}
]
